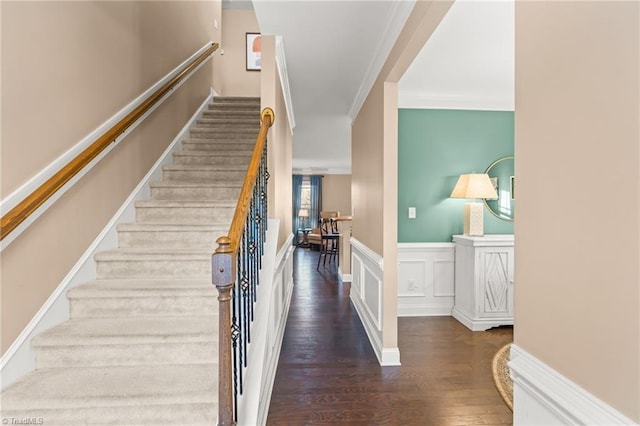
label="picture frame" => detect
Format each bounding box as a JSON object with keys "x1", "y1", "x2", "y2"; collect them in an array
[{"x1": 246, "y1": 32, "x2": 262, "y2": 71}]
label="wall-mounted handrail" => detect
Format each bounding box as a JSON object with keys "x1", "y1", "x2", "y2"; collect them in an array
[
  {"x1": 0, "y1": 42, "x2": 219, "y2": 242},
  {"x1": 212, "y1": 107, "x2": 274, "y2": 426}
]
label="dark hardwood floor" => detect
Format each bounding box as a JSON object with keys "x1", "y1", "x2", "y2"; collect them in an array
[{"x1": 267, "y1": 248, "x2": 513, "y2": 425}]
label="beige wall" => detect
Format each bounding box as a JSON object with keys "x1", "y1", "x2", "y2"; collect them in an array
[
  {"x1": 1, "y1": 1, "x2": 215, "y2": 353},
  {"x1": 261, "y1": 36, "x2": 293, "y2": 251},
  {"x1": 351, "y1": 0, "x2": 453, "y2": 354},
  {"x1": 515, "y1": 2, "x2": 639, "y2": 421},
  {"x1": 215, "y1": 8, "x2": 261, "y2": 97},
  {"x1": 322, "y1": 174, "x2": 351, "y2": 216}
]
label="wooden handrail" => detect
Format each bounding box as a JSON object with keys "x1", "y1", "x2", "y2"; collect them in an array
[
  {"x1": 0, "y1": 42, "x2": 219, "y2": 241},
  {"x1": 218, "y1": 107, "x2": 274, "y2": 255}
]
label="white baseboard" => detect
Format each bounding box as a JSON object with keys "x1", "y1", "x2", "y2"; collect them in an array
[
  {"x1": 0, "y1": 92, "x2": 214, "y2": 391},
  {"x1": 397, "y1": 242, "x2": 455, "y2": 317},
  {"x1": 510, "y1": 344, "x2": 638, "y2": 425},
  {"x1": 350, "y1": 238, "x2": 400, "y2": 367},
  {"x1": 338, "y1": 267, "x2": 352, "y2": 283},
  {"x1": 401, "y1": 306, "x2": 453, "y2": 317}
]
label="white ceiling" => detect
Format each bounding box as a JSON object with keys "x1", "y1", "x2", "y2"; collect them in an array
[
  {"x1": 233, "y1": 0, "x2": 514, "y2": 173},
  {"x1": 399, "y1": 0, "x2": 514, "y2": 110}
]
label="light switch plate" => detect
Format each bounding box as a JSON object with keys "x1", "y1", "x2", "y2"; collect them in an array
[{"x1": 408, "y1": 207, "x2": 416, "y2": 219}]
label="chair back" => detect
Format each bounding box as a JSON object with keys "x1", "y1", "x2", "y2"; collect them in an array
[{"x1": 319, "y1": 211, "x2": 339, "y2": 234}]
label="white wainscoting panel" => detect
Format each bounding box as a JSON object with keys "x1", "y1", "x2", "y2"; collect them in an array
[
  {"x1": 397, "y1": 243, "x2": 455, "y2": 317},
  {"x1": 510, "y1": 344, "x2": 638, "y2": 426},
  {"x1": 350, "y1": 238, "x2": 384, "y2": 364},
  {"x1": 238, "y1": 225, "x2": 294, "y2": 426}
]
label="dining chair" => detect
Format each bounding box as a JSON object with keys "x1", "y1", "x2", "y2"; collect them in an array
[{"x1": 317, "y1": 215, "x2": 340, "y2": 269}]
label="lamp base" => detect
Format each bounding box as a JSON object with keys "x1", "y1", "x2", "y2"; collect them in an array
[{"x1": 463, "y1": 202, "x2": 485, "y2": 236}]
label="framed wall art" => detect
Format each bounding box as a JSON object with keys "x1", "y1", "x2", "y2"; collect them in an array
[{"x1": 246, "y1": 32, "x2": 262, "y2": 71}]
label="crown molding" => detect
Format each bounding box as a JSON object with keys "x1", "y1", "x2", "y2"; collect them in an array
[
  {"x1": 348, "y1": 0, "x2": 416, "y2": 120},
  {"x1": 398, "y1": 91, "x2": 514, "y2": 111},
  {"x1": 275, "y1": 36, "x2": 296, "y2": 134}
]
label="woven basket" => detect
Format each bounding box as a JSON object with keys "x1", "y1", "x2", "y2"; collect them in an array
[{"x1": 492, "y1": 343, "x2": 513, "y2": 411}]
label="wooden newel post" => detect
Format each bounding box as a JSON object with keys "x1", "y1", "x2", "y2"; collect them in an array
[{"x1": 212, "y1": 236, "x2": 235, "y2": 426}]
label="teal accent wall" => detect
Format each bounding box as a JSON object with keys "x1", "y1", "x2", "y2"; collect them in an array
[{"x1": 398, "y1": 109, "x2": 514, "y2": 243}]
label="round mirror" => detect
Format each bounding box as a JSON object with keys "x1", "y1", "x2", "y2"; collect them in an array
[{"x1": 484, "y1": 156, "x2": 515, "y2": 221}]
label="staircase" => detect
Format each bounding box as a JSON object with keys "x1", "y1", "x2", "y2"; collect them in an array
[{"x1": 0, "y1": 97, "x2": 261, "y2": 424}]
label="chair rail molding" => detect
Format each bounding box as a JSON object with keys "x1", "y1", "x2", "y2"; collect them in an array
[
  {"x1": 397, "y1": 242, "x2": 455, "y2": 317},
  {"x1": 510, "y1": 344, "x2": 638, "y2": 425},
  {"x1": 0, "y1": 93, "x2": 214, "y2": 391}
]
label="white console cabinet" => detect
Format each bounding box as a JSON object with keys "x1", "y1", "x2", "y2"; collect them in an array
[{"x1": 452, "y1": 235, "x2": 514, "y2": 331}]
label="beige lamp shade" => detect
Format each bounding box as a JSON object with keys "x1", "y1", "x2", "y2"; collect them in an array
[
  {"x1": 450, "y1": 173, "x2": 498, "y2": 200},
  {"x1": 298, "y1": 209, "x2": 309, "y2": 218}
]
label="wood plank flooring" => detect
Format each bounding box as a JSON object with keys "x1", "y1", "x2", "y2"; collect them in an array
[{"x1": 267, "y1": 248, "x2": 513, "y2": 425}]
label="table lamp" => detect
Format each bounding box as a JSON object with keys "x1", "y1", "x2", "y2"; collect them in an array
[
  {"x1": 298, "y1": 208, "x2": 309, "y2": 228},
  {"x1": 450, "y1": 173, "x2": 498, "y2": 236}
]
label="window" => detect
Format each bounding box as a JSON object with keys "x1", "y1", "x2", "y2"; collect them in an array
[{"x1": 300, "y1": 176, "x2": 311, "y2": 211}]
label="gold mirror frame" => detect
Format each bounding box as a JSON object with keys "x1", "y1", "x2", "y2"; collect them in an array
[{"x1": 483, "y1": 156, "x2": 515, "y2": 221}]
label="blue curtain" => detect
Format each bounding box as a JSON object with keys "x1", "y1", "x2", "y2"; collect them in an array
[
  {"x1": 292, "y1": 175, "x2": 303, "y2": 232},
  {"x1": 309, "y1": 175, "x2": 322, "y2": 228}
]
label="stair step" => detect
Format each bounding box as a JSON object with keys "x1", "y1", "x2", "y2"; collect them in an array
[
  {"x1": 117, "y1": 222, "x2": 228, "y2": 248},
  {"x1": 196, "y1": 117, "x2": 259, "y2": 127},
  {"x1": 149, "y1": 181, "x2": 241, "y2": 201},
  {"x1": 68, "y1": 279, "x2": 217, "y2": 318},
  {"x1": 213, "y1": 96, "x2": 260, "y2": 103},
  {"x1": 190, "y1": 127, "x2": 259, "y2": 135},
  {"x1": 173, "y1": 150, "x2": 252, "y2": 165},
  {"x1": 135, "y1": 200, "x2": 236, "y2": 223},
  {"x1": 162, "y1": 164, "x2": 248, "y2": 182},
  {"x1": 95, "y1": 248, "x2": 211, "y2": 279},
  {"x1": 208, "y1": 102, "x2": 260, "y2": 110},
  {"x1": 0, "y1": 364, "x2": 216, "y2": 424},
  {"x1": 182, "y1": 136, "x2": 256, "y2": 153},
  {"x1": 201, "y1": 109, "x2": 258, "y2": 118},
  {"x1": 181, "y1": 140, "x2": 255, "y2": 153},
  {"x1": 32, "y1": 316, "x2": 217, "y2": 368}
]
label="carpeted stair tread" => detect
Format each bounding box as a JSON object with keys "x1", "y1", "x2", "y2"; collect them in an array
[
  {"x1": 68, "y1": 278, "x2": 214, "y2": 298},
  {"x1": 197, "y1": 117, "x2": 259, "y2": 124},
  {"x1": 181, "y1": 137, "x2": 257, "y2": 144},
  {"x1": 149, "y1": 181, "x2": 242, "y2": 189},
  {"x1": 201, "y1": 110, "x2": 258, "y2": 117},
  {"x1": 213, "y1": 96, "x2": 260, "y2": 102},
  {"x1": 190, "y1": 127, "x2": 259, "y2": 133},
  {"x1": 135, "y1": 200, "x2": 236, "y2": 208},
  {"x1": 207, "y1": 103, "x2": 260, "y2": 110},
  {"x1": 67, "y1": 279, "x2": 218, "y2": 319},
  {"x1": 95, "y1": 248, "x2": 211, "y2": 261},
  {"x1": 162, "y1": 164, "x2": 248, "y2": 172},
  {"x1": 1, "y1": 403, "x2": 216, "y2": 425},
  {"x1": 116, "y1": 222, "x2": 229, "y2": 247},
  {"x1": 133, "y1": 200, "x2": 236, "y2": 224},
  {"x1": 174, "y1": 149, "x2": 252, "y2": 156},
  {"x1": 32, "y1": 316, "x2": 217, "y2": 346},
  {"x1": 0, "y1": 364, "x2": 217, "y2": 410},
  {"x1": 116, "y1": 222, "x2": 229, "y2": 232}
]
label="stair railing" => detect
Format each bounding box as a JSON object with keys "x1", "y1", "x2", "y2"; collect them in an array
[
  {"x1": 0, "y1": 43, "x2": 219, "y2": 243},
  {"x1": 212, "y1": 107, "x2": 275, "y2": 426}
]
